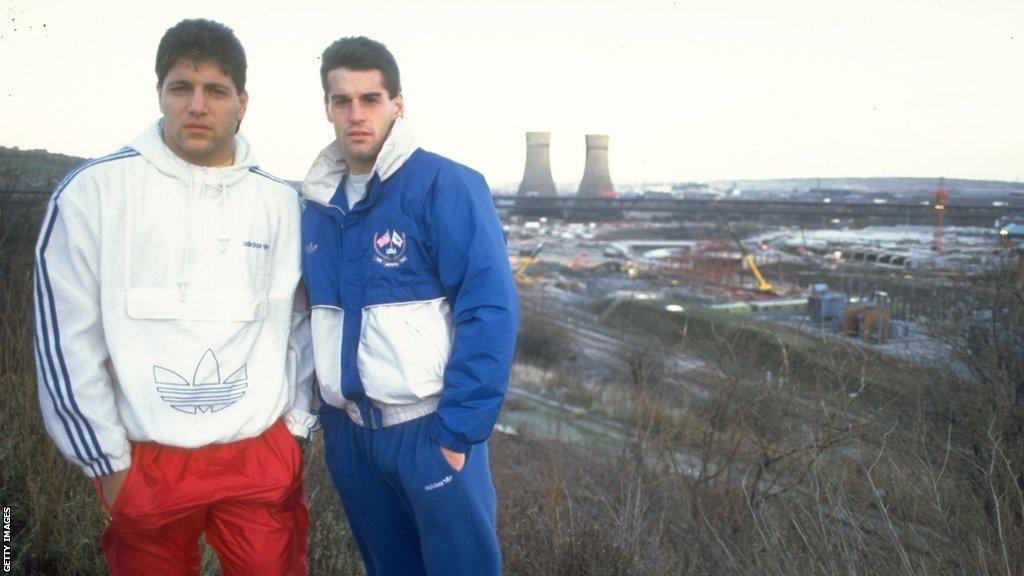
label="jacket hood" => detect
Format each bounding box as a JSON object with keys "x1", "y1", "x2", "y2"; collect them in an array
[
  {"x1": 301, "y1": 117, "x2": 418, "y2": 206},
  {"x1": 128, "y1": 120, "x2": 258, "y2": 186}
]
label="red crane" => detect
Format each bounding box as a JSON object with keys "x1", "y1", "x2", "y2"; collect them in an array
[{"x1": 933, "y1": 177, "x2": 949, "y2": 253}]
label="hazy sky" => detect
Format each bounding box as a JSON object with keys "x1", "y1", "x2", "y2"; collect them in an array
[{"x1": 2, "y1": 0, "x2": 1021, "y2": 186}]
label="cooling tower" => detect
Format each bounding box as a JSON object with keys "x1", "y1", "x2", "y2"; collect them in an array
[
  {"x1": 577, "y1": 134, "x2": 614, "y2": 197},
  {"x1": 517, "y1": 132, "x2": 557, "y2": 197}
]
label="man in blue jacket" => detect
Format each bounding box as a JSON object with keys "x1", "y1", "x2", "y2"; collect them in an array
[{"x1": 300, "y1": 36, "x2": 519, "y2": 575}]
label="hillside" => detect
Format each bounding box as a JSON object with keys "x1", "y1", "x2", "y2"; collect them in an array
[{"x1": 0, "y1": 146, "x2": 88, "y2": 191}]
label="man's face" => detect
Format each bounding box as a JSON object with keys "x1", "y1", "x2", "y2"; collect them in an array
[
  {"x1": 158, "y1": 59, "x2": 248, "y2": 167},
  {"x1": 324, "y1": 68, "x2": 404, "y2": 175}
]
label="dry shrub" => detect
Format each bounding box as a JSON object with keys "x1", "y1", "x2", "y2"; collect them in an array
[{"x1": 515, "y1": 302, "x2": 574, "y2": 368}]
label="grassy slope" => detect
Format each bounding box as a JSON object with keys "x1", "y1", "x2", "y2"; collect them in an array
[{"x1": 599, "y1": 298, "x2": 941, "y2": 423}]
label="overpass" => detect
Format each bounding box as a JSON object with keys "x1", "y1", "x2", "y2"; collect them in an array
[
  {"x1": 6, "y1": 190, "x2": 1020, "y2": 227},
  {"x1": 495, "y1": 195, "x2": 1020, "y2": 226}
]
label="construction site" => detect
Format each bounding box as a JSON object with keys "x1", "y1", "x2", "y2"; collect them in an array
[{"x1": 504, "y1": 133, "x2": 1022, "y2": 363}]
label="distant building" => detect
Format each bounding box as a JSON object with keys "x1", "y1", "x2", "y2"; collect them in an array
[
  {"x1": 807, "y1": 188, "x2": 856, "y2": 197},
  {"x1": 1000, "y1": 222, "x2": 1024, "y2": 240},
  {"x1": 668, "y1": 182, "x2": 718, "y2": 200}
]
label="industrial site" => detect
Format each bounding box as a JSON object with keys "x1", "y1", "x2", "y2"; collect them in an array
[{"x1": 493, "y1": 131, "x2": 1024, "y2": 444}]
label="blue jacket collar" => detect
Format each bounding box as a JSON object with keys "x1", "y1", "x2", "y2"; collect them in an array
[{"x1": 301, "y1": 117, "x2": 419, "y2": 207}]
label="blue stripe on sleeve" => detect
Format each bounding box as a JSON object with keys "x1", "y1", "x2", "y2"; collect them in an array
[{"x1": 35, "y1": 149, "x2": 138, "y2": 475}]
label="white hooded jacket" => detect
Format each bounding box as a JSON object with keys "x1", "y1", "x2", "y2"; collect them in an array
[{"x1": 34, "y1": 121, "x2": 317, "y2": 478}]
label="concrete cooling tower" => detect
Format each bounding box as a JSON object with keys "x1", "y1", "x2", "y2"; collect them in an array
[
  {"x1": 577, "y1": 134, "x2": 614, "y2": 197},
  {"x1": 517, "y1": 132, "x2": 557, "y2": 197}
]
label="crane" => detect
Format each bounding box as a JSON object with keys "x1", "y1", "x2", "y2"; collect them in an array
[
  {"x1": 725, "y1": 226, "x2": 774, "y2": 295},
  {"x1": 514, "y1": 243, "x2": 545, "y2": 286},
  {"x1": 708, "y1": 200, "x2": 774, "y2": 295}
]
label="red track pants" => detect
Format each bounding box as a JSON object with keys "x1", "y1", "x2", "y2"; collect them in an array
[{"x1": 98, "y1": 420, "x2": 308, "y2": 576}]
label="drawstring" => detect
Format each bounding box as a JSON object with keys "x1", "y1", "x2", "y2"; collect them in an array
[
  {"x1": 218, "y1": 178, "x2": 229, "y2": 252},
  {"x1": 178, "y1": 170, "x2": 194, "y2": 302}
]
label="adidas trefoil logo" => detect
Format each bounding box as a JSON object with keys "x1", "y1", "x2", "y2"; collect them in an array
[
  {"x1": 306, "y1": 242, "x2": 318, "y2": 255},
  {"x1": 153, "y1": 349, "x2": 248, "y2": 414}
]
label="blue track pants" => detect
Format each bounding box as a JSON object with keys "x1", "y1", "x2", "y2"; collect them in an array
[{"x1": 321, "y1": 409, "x2": 501, "y2": 576}]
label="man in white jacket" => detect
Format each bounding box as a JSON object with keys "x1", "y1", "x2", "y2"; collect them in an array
[{"x1": 33, "y1": 18, "x2": 315, "y2": 575}]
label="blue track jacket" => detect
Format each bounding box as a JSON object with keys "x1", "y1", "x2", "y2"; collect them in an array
[{"x1": 300, "y1": 119, "x2": 519, "y2": 452}]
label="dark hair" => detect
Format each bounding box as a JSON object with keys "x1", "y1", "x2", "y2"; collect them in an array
[
  {"x1": 320, "y1": 37, "x2": 401, "y2": 98},
  {"x1": 155, "y1": 19, "x2": 247, "y2": 92}
]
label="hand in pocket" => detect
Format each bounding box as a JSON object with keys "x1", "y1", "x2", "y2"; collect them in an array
[{"x1": 439, "y1": 445, "x2": 465, "y2": 472}]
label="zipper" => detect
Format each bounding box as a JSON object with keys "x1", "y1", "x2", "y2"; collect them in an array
[{"x1": 177, "y1": 169, "x2": 196, "y2": 302}]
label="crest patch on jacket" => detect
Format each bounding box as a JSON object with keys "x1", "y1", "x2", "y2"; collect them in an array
[{"x1": 373, "y1": 229, "x2": 408, "y2": 268}]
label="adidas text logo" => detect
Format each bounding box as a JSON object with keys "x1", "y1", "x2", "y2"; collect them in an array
[{"x1": 424, "y1": 475, "x2": 453, "y2": 492}]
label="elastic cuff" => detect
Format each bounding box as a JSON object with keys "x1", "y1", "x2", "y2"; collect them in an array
[
  {"x1": 83, "y1": 450, "x2": 131, "y2": 479},
  {"x1": 284, "y1": 409, "x2": 321, "y2": 440},
  {"x1": 428, "y1": 417, "x2": 471, "y2": 453}
]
